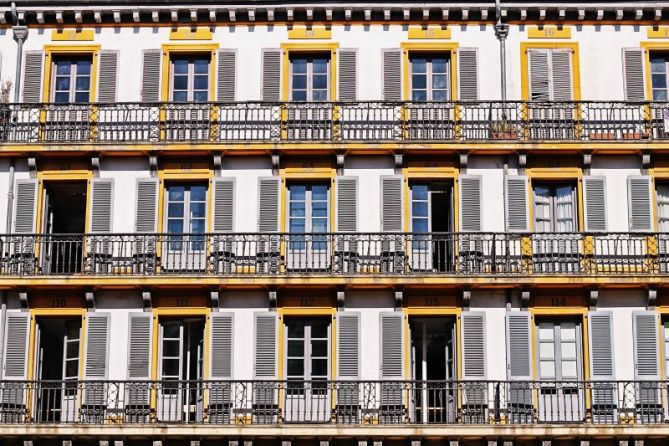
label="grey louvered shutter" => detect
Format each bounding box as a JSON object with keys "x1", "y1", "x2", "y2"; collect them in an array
[
  {"x1": 381, "y1": 175, "x2": 403, "y2": 232},
  {"x1": 505, "y1": 175, "x2": 529, "y2": 232},
  {"x1": 583, "y1": 176, "x2": 608, "y2": 232},
  {"x1": 506, "y1": 312, "x2": 532, "y2": 380},
  {"x1": 84, "y1": 312, "x2": 110, "y2": 379},
  {"x1": 528, "y1": 49, "x2": 550, "y2": 101},
  {"x1": 336, "y1": 176, "x2": 358, "y2": 232},
  {"x1": 380, "y1": 312, "x2": 404, "y2": 379},
  {"x1": 627, "y1": 176, "x2": 653, "y2": 232},
  {"x1": 258, "y1": 176, "x2": 280, "y2": 232},
  {"x1": 135, "y1": 178, "x2": 159, "y2": 233},
  {"x1": 97, "y1": 50, "x2": 119, "y2": 102},
  {"x1": 22, "y1": 51, "x2": 44, "y2": 103},
  {"x1": 212, "y1": 178, "x2": 235, "y2": 232},
  {"x1": 141, "y1": 49, "x2": 161, "y2": 102},
  {"x1": 623, "y1": 48, "x2": 646, "y2": 101},
  {"x1": 217, "y1": 49, "x2": 237, "y2": 102},
  {"x1": 458, "y1": 48, "x2": 479, "y2": 101},
  {"x1": 13, "y1": 179, "x2": 37, "y2": 233},
  {"x1": 459, "y1": 175, "x2": 482, "y2": 232},
  {"x1": 551, "y1": 50, "x2": 573, "y2": 101},
  {"x1": 89, "y1": 178, "x2": 113, "y2": 233},
  {"x1": 127, "y1": 313, "x2": 152, "y2": 380},
  {"x1": 588, "y1": 312, "x2": 615, "y2": 380},
  {"x1": 261, "y1": 49, "x2": 281, "y2": 101},
  {"x1": 337, "y1": 312, "x2": 360, "y2": 379},
  {"x1": 633, "y1": 311, "x2": 660, "y2": 380},
  {"x1": 382, "y1": 49, "x2": 402, "y2": 101},
  {"x1": 210, "y1": 312, "x2": 234, "y2": 379},
  {"x1": 338, "y1": 49, "x2": 357, "y2": 101},
  {"x1": 254, "y1": 312, "x2": 277, "y2": 379},
  {"x1": 3, "y1": 313, "x2": 30, "y2": 379},
  {"x1": 461, "y1": 312, "x2": 486, "y2": 379}
]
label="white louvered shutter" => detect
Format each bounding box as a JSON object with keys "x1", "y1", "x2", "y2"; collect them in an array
[
  {"x1": 338, "y1": 49, "x2": 358, "y2": 101},
  {"x1": 134, "y1": 178, "x2": 159, "y2": 233},
  {"x1": 381, "y1": 175, "x2": 403, "y2": 232},
  {"x1": 627, "y1": 176, "x2": 653, "y2": 232},
  {"x1": 382, "y1": 49, "x2": 402, "y2": 101},
  {"x1": 254, "y1": 312, "x2": 277, "y2": 379},
  {"x1": 209, "y1": 312, "x2": 234, "y2": 379},
  {"x1": 212, "y1": 178, "x2": 235, "y2": 232},
  {"x1": 13, "y1": 179, "x2": 38, "y2": 233},
  {"x1": 380, "y1": 312, "x2": 403, "y2": 379},
  {"x1": 459, "y1": 175, "x2": 482, "y2": 232},
  {"x1": 258, "y1": 177, "x2": 280, "y2": 232},
  {"x1": 127, "y1": 313, "x2": 152, "y2": 380},
  {"x1": 3, "y1": 313, "x2": 30, "y2": 379},
  {"x1": 505, "y1": 175, "x2": 529, "y2": 232},
  {"x1": 261, "y1": 49, "x2": 281, "y2": 101},
  {"x1": 461, "y1": 312, "x2": 486, "y2": 379},
  {"x1": 336, "y1": 176, "x2": 358, "y2": 232},
  {"x1": 140, "y1": 49, "x2": 161, "y2": 102},
  {"x1": 97, "y1": 50, "x2": 119, "y2": 102},
  {"x1": 22, "y1": 51, "x2": 44, "y2": 103},
  {"x1": 89, "y1": 178, "x2": 113, "y2": 233},
  {"x1": 458, "y1": 48, "x2": 479, "y2": 101},
  {"x1": 551, "y1": 50, "x2": 573, "y2": 101},
  {"x1": 588, "y1": 312, "x2": 615, "y2": 380},
  {"x1": 505, "y1": 312, "x2": 532, "y2": 380},
  {"x1": 583, "y1": 176, "x2": 607, "y2": 232},
  {"x1": 623, "y1": 48, "x2": 646, "y2": 101},
  {"x1": 84, "y1": 312, "x2": 110, "y2": 379},
  {"x1": 633, "y1": 311, "x2": 660, "y2": 380},
  {"x1": 337, "y1": 312, "x2": 360, "y2": 379},
  {"x1": 217, "y1": 49, "x2": 237, "y2": 102},
  {"x1": 528, "y1": 49, "x2": 550, "y2": 101}
]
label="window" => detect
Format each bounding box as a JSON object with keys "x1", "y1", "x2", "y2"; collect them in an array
[
  {"x1": 170, "y1": 55, "x2": 210, "y2": 102},
  {"x1": 165, "y1": 184, "x2": 207, "y2": 250},
  {"x1": 288, "y1": 183, "x2": 329, "y2": 249},
  {"x1": 410, "y1": 54, "x2": 450, "y2": 101},
  {"x1": 410, "y1": 183, "x2": 454, "y2": 272},
  {"x1": 533, "y1": 183, "x2": 577, "y2": 232},
  {"x1": 290, "y1": 54, "x2": 330, "y2": 101},
  {"x1": 52, "y1": 57, "x2": 92, "y2": 103},
  {"x1": 285, "y1": 318, "x2": 330, "y2": 384},
  {"x1": 527, "y1": 48, "x2": 573, "y2": 101},
  {"x1": 650, "y1": 53, "x2": 669, "y2": 101},
  {"x1": 657, "y1": 182, "x2": 669, "y2": 231},
  {"x1": 537, "y1": 320, "x2": 582, "y2": 381}
]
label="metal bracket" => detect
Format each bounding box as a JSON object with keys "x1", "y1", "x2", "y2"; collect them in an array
[
  {"x1": 85, "y1": 291, "x2": 95, "y2": 311},
  {"x1": 462, "y1": 289, "x2": 471, "y2": 310},
  {"x1": 269, "y1": 288, "x2": 277, "y2": 310},
  {"x1": 336, "y1": 153, "x2": 346, "y2": 176},
  {"x1": 210, "y1": 290, "x2": 220, "y2": 311},
  {"x1": 28, "y1": 157, "x2": 37, "y2": 179},
  {"x1": 520, "y1": 289, "x2": 530, "y2": 309},
  {"x1": 19, "y1": 292, "x2": 29, "y2": 311},
  {"x1": 583, "y1": 153, "x2": 592, "y2": 172},
  {"x1": 642, "y1": 153, "x2": 652, "y2": 172},
  {"x1": 394, "y1": 288, "x2": 403, "y2": 310},
  {"x1": 91, "y1": 157, "x2": 100, "y2": 178},
  {"x1": 648, "y1": 287, "x2": 658, "y2": 309},
  {"x1": 12, "y1": 26, "x2": 29, "y2": 42},
  {"x1": 589, "y1": 288, "x2": 598, "y2": 310},
  {"x1": 149, "y1": 156, "x2": 158, "y2": 177},
  {"x1": 213, "y1": 154, "x2": 223, "y2": 177},
  {"x1": 394, "y1": 153, "x2": 403, "y2": 174},
  {"x1": 271, "y1": 153, "x2": 280, "y2": 176},
  {"x1": 518, "y1": 153, "x2": 527, "y2": 172},
  {"x1": 459, "y1": 154, "x2": 468, "y2": 173},
  {"x1": 337, "y1": 288, "x2": 346, "y2": 309},
  {"x1": 142, "y1": 291, "x2": 152, "y2": 311}
]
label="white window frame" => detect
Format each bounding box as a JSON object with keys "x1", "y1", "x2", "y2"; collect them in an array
[
  {"x1": 289, "y1": 54, "x2": 331, "y2": 101},
  {"x1": 532, "y1": 182, "x2": 578, "y2": 232},
  {"x1": 649, "y1": 52, "x2": 669, "y2": 101},
  {"x1": 51, "y1": 57, "x2": 92, "y2": 103},
  {"x1": 409, "y1": 53, "x2": 451, "y2": 101},
  {"x1": 284, "y1": 318, "x2": 331, "y2": 382},
  {"x1": 536, "y1": 319, "x2": 583, "y2": 381},
  {"x1": 169, "y1": 54, "x2": 211, "y2": 102}
]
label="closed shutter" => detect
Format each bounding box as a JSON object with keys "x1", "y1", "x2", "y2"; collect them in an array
[
  {"x1": 627, "y1": 176, "x2": 653, "y2": 232},
  {"x1": 459, "y1": 175, "x2": 482, "y2": 232},
  {"x1": 623, "y1": 48, "x2": 646, "y2": 101},
  {"x1": 338, "y1": 49, "x2": 358, "y2": 101},
  {"x1": 258, "y1": 176, "x2": 280, "y2": 232},
  {"x1": 212, "y1": 178, "x2": 235, "y2": 232},
  {"x1": 633, "y1": 311, "x2": 660, "y2": 380},
  {"x1": 84, "y1": 312, "x2": 110, "y2": 379},
  {"x1": 261, "y1": 49, "x2": 281, "y2": 101},
  {"x1": 382, "y1": 49, "x2": 402, "y2": 101},
  {"x1": 505, "y1": 175, "x2": 529, "y2": 232},
  {"x1": 89, "y1": 178, "x2": 113, "y2": 233},
  {"x1": 380, "y1": 312, "x2": 403, "y2": 379},
  {"x1": 97, "y1": 50, "x2": 119, "y2": 102},
  {"x1": 505, "y1": 312, "x2": 532, "y2": 380},
  {"x1": 3, "y1": 313, "x2": 30, "y2": 379},
  {"x1": 254, "y1": 312, "x2": 277, "y2": 379},
  {"x1": 217, "y1": 49, "x2": 237, "y2": 102},
  {"x1": 22, "y1": 51, "x2": 44, "y2": 103},
  {"x1": 458, "y1": 48, "x2": 479, "y2": 101},
  {"x1": 588, "y1": 311, "x2": 615, "y2": 380},
  {"x1": 528, "y1": 49, "x2": 550, "y2": 101},
  {"x1": 381, "y1": 175, "x2": 403, "y2": 232},
  {"x1": 127, "y1": 313, "x2": 152, "y2": 380},
  {"x1": 140, "y1": 49, "x2": 161, "y2": 102},
  {"x1": 336, "y1": 176, "x2": 358, "y2": 232},
  {"x1": 209, "y1": 313, "x2": 234, "y2": 379},
  {"x1": 13, "y1": 179, "x2": 38, "y2": 233},
  {"x1": 134, "y1": 178, "x2": 159, "y2": 233},
  {"x1": 337, "y1": 312, "x2": 360, "y2": 379},
  {"x1": 583, "y1": 176, "x2": 608, "y2": 232},
  {"x1": 461, "y1": 312, "x2": 486, "y2": 379},
  {"x1": 551, "y1": 50, "x2": 573, "y2": 101}
]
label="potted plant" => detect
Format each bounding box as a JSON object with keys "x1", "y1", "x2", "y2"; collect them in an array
[{"x1": 491, "y1": 119, "x2": 518, "y2": 139}]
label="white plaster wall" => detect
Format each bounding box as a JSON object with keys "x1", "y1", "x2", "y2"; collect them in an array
[
  {"x1": 100, "y1": 158, "x2": 152, "y2": 233},
  {"x1": 221, "y1": 157, "x2": 272, "y2": 232},
  {"x1": 344, "y1": 157, "x2": 395, "y2": 232},
  {"x1": 590, "y1": 155, "x2": 643, "y2": 232}
]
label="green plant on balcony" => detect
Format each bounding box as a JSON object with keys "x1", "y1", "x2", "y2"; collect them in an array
[{"x1": 491, "y1": 118, "x2": 518, "y2": 139}]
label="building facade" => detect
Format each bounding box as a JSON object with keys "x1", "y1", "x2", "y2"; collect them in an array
[{"x1": 0, "y1": 1, "x2": 669, "y2": 445}]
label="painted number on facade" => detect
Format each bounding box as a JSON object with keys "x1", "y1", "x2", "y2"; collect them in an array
[
  {"x1": 52, "y1": 298, "x2": 67, "y2": 308},
  {"x1": 176, "y1": 297, "x2": 188, "y2": 307},
  {"x1": 424, "y1": 297, "x2": 439, "y2": 306},
  {"x1": 551, "y1": 297, "x2": 567, "y2": 306},
  {"x1": 300, "y1": 297, "x2": 315, "y2": 306}
]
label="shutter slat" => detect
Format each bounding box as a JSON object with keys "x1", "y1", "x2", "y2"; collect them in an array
[
  {"x1": 261, "y1": 49, "x2": 281, "y2": 101},
  {"x1": 506, "y1": 313, "x2": 532, "y2": 380},
  {"x1": 210, "y1": 313, "x2": 234, "y2": 379},
  {"x1": 135, "y1": 178, "x2": 159, "y2": 233},
  {"x1": 633, "y1": 311, "x2": 659, "y2": 379},
  {"x1": 380, "y1": 312, "x2": 403, "y2": 379},
  {"x1": 627, "y1": 176, "x2": 653, "y2": 232},
  {"x1": 382, "y1": 49, "x2": 402, "y2": 101},
  {"x1": 127, "y1": 313, "x2": 152, "y2": 380},
  {"x1": 460, "y1": 175, "x2": 482, "y2": 232},
  {"x1": 623, "y1": 48, "x2": 646, "y2": 101},
  {"x1": 381, "y1": 175, "x2": 403, "y2": 232},
  {"x1": 583, "y1": 176, "x2": 608, "y2": 232},
  {"x1": 338, "y1": 49, "x2": 358, "y2": 101},
  {"x1": 14, "y1": 180, "x2": 37, "y2": 234},
  {"x1": 551, "y1": 50, "x2": 573, "y2": 101},
  {"x1": 336, "y1": 176, "x2": 358, "y2": 232},
  {"x1": 337, "y1": 312, "x2": 360, "y2": 379},
  {"x1": 258, "y1": 177, "x2": 280, "y2": 232},
  {"x1": 22, "y1": 51, "x2": 44, "y2": 103},
  {"x1": 458, "y1": 48, "x2": 479, "y2": 101},
  {"x1": 3, "y1": 313, "x2": 30, "y2": 379},
  {"x1": 212, "y1": 178, "x2": 235, "y2": 232},
  {"x1": 528, "y1": 49, "x2": 550, "y2": 101},
  {"x1": 90, "y1": 179, "x2": 113, "y2": 233},
  {"x1": 217, "y1": 49, "x2": 237, "y2": 102},
  {"x1": 505, "y1": 175, "x2": 529, "y2": 232},
  {"x1": 84, "y1": 312, "x2": 110, "y2": 379},
  {"x1": 98, "y1": 50, "x2": 119, "y2": 102},
  {"x1": 588, "y1": 312, "x2": 615, "y2": 380},
  {"x1": 254, "y1": 312, "x2": 277, "y2": 379},
  {"x1": 141, "y1": 49, "x2": 161, "y2": 102},
  {"x1": 462, "y1": 312, "x2": 486, "y2": 379}
]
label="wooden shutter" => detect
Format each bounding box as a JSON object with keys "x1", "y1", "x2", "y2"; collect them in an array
[
  {"x1": 254, "y1": 312, "x2": 277, "y2": 379},
  {"x1": 505, "y1": 312, "x2": 532, "y2": 380},
  {"x1": 258, "y1": 176, "x2": 280, "y2": 232},
  {"x1": 528, "y1": 49, "x2": 550, "y2": 101},
  {"x1": 461, "y1": 312, "x2": 486, "y2": 379},
  {"x1": 458, "y1": 48, "x2": 479, "y2": 101},
  {"x1": 382, "y1": 49, "x2": 402, "y2": 101},
  {"x1": 551, "y1": 49, "x2": 573, "y2": 101},
  {"x1": 13, "y1": 179, "x2": 37, "y2": 233},
  {"x1": 338, "y1": 49, "x2": 358, "y2": 101},
  {"x1": 22, "y1": 50, "x2": 44, "y2": 103},
  {"x1": 261, "y1": 49, "x2": 281, "y2": 101},
  {"x1": 209, "y1": 312, "x2": 234, "y2": 379},
  {"x1": 127, "y1": 313, "x2": 152, "y2": 380},
  {"x1": 97, "y1": 50, "x2": 119, "y2": 102},
  {"x1": 3, "y1": 313, "x2": 30, "y2": 379},
  {"x1": 583, "y1": 176, "x2": 608, "y2": 232},
  {"x1": 212, "y1": 178, "x2": 235, "y2": 232},
  {"x1": 140, "y1": 49, "x2": 161, "y2": 102},
  {"x1": 134, "y1": 178, "x2": 159, "y2": 233},
  {"x1": 89, "y1": 178, "x2": 113, "y2": 233},
  {"x1": 627, "y1": 176, "x2": 653, "y2": 232},
  {"x1": 623, "y1": 48, "x2": 646, "y2": 101},
  {"x1": 336, "y1": 176, "x2": 358, "y2": 232},
  {"x1": 505, "y1": 175, "x2": 529, "y2": 232},
  {"x1": 84, "y1": 312, "x2": 110, "y2": 379},
  {"x1": 381, "y1": 175, "x2": 403, "y2": 232},
  {"x1": 588, "y1": 311, "x2": 615, "y2": 380},
  {"x1": 459, "y1": 175, "x2": 482, "y2": 232},
  {"x1": 633, "y1": 311, "x2": 660, "y2": 380},
  {"x1": 337, "y1": 312, "x2": 360, "y2": 380},
  {"x1": 217, "y1": 49, "x2": 237, "y2": 102},
  {"x1": 380, "y1": 312, "x2": 403, "y2": 379}
]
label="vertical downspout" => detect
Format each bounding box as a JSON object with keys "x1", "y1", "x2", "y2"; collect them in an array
[
  {"x1": 494, "y1": 0, "x2": 509, "y2": 102},
  {"x1": 8, "y1": 6, "x2": 26, "y2": 234},
  {"x1": 0, "y1": 292, "x2": 7, "y2": 375}
]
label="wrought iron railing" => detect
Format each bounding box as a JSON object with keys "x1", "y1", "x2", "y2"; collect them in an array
[
  {"x1": 0, "y1": 379, "x2": 667, "y2": 425},
  {"x1": 0, "y1": 101, "x2": 668, "y2": 144},
  {"x1": 0, "y1": 232, "x2": 667, "y2": 277}
]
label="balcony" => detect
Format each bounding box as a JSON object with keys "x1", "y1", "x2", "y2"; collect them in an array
[{"x1": 0, "y1": 101, "x2": 668, "y2": 145}]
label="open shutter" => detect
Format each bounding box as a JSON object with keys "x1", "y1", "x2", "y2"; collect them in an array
[
  {"x1": 458, "y1": 48, "x2": 479, "y2": 101},
  {"x1": 89, "y1": 178, "x2": 113, "y2": 233},
  {"x1": 380, "y1": 312, "x2": 404, "y2": 379},
  {"x1": 627, "y1": 176, "x2": 653, "y2": 232},
  {"x1": 583, "y1": 176, "x2": 607, "y2": 232},
  {"x1": 338, "y1": 49, "x2": 358, "y2": 101},
  {"x1": 461, "y1": 312, "x2": 486, "y2": 379},
  {"x1": 209, "y1": 313, "x2": 234, "y2": 379},
  {"x1": 459, "y1": 175, "x2": 482, "y2": 232},
  {"x1": 337, "y1": 312, "x2": 360, "y2": 380},
  {"x1": 140, "y1": 49, "x2": 161, "y2": 102},
  {"x1": 261, "y1": 49, "x2": 281, "y2": 101},
  {"x1": 528, "y1": 49, "x2": 550, "y2": 101},
  {"x1": 13, "y1": 179, "x2": 37, "y2": 233},
  {"x1": 212, "y1": 178, "x2": 235, "y2": 232},
  {"x1": 22, "y1": 50, "x2": 44, "y2": 102},
  {"x1": 633, "y1": 311, "x2": 660, "y2": 380},
  {"x1": 336, "y1": 176, "x2": 358, "y2": 232},
  {"x1": 3, "y1": 313, "x2": 30, "y2": 379},
  {"x1": 551, "y1": 49, "x2": 573, "y2": 101},
  {"x1": 217, "y1": 49, "x2": 237, "y2": 102},
  {"x1": 135, "y1": 178, "x2": 159, "y2": 233},
  {"x1": 254, "y1": 312, "x2": 277, "y2": 379},
  {"x1": 127, "y1": 313, "x2": 152, "y2": 380},
  {"x1": 97, "y1": 50, "x2": 119, "y2": 102},
  {"x1": 588, "y1": 312, "x2": 615, "y2": 380},
  {"x1": 505, "y1": 312, "x2": 532, "y2": 380},
  {"x1": 84, "y1": 312, "x2": 110, "y2": 379},
  {"x1": 505, "y1": 175, "x2": 529, "y2": 232},
  {"x1": 381, "y1": 175, "x2": 403, "y2": 232},
  {"x1": 382, "y1": 49, "x2": 402, "y2": 101},
  {"x1": 623, "y1": 48, "x2": 646, "y2": 101},
  {"x1": 258, "y1": 177, "x2": 280, "y2": 232}
]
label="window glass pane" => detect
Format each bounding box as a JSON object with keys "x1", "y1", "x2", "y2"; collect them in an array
[
  {"x1": 56, "y1": 77, "x2": 71, "y2": 91},
  {"x1": 287, "y1": 359, "x2": 304, "y2": 376},
  {"x1": 412, "y1": 91, "x2": 427, "y2": 101},
  {"x1": 292, "y1": 58, "x2": 307, "y2": 73},
  {"x1": 190, "y1": 186, "x2": 207, "y2": 201},
  {"x1": 162, "y1": 359, "x2": 180, "y2": 376},
  {"x1": 193, "y1": 91, "x2": 208, "y2": 102},
  {"x1": 311, "y1": 219, "x2": 327, "y2": 232},
  {"x1": 432, "y1": 59, "x2": 448, "y2": 73},
  {"x1": 76, "y1": 60, "x2": 91, "y2": 75},
  {"x1": 539, "y1": 342, "x2": 555, "y2": 358},
  {"x1": 313, "y1": 59, "x2": 328, "y2": 73},
  {"x1": 561, "y1": 342, "x2": 576, "y2": 358},
  {"x1": 168, "y1": 203, "x2": 184, "y2": 218},
  {"x1": 169, "y1": 186, "x2": 185, "y2": 201},
  {"x1": 56, "y1": 62, "x2": 71, "y2": 75},
  {"x1": 653, "y1": 90, "x2": 668, "y2": 101},
  {"x1": 312, "y1": 185, "x2": 328, "y2": 201},
  {"x1": 194, "y1": 58, "x2": 209, "y2": 74},
  {"x1": 173, "y1": 91, "x2": 188, "y2": 102},
  {"x1": 412, "y1": 75, "x2": 427, "y2": 89},
  {"x1": 433, "y1": 75, "x2": 448, "y2": 90},
  {"x1": 312, "y1": 90, "x2": 327, "y2": 101},
  {"x1": 652, "y1": 74, "x2": 667, "y2": 88},
  {"x1": 311, "y1": 358, "x2": 328, "y2": 376},
  {"x1": 540, "y1": 361, "x2": 555, "y2": 378},
  {"x1": 651, "y1": 57, "x2": 666, "y2": 71},
  {"x1": 539, "y1": 325, "x2": 554, "y2": 340},
  {"x1": 311, "y1": 340, "x2": 328, "y2": 357},
  {"x1": 287, "y1": 321, "x2": 305, "y2": 338},
  {"x1": 311, "y1": 322, "x2": 329, "y2": 338},
  {"x1": 167, "y1": 220, "x2": 184, "y2": 234},
  {"x1": 74, "y1": 92, "x2": 90, "y2": 103},
  {"x1": 288, "y1": 340, "x2": 304, "y2": 357},
  {"x1": 162, "y1": 340, "x2": 180, "y2": 357},
  {"x1": 412, "y1": 185, "x2": 428, "y2": 200},
  {"x1": 75, "y1": 76, "x2": 90, "y2": 91},
  {"x1": 290, "y1": 185, "x2": 306, "y2": 200},
  {"x1": 66, "y1": 342, "x2": 79, "y2": 358},
  {"x1": 411, "y1": 58, "x2": 427, "y2": 73},
  {"x1": 194, "y1": 75, "x2": 208, "y2": 90},
  {"x1": 65, "y1": 361, "x2": 79, "y2": 378},
  {"x1": 562, "y1": 360, "x2": 577, "y2": 378},
  {"x1": 173, "y1": 59, "x2": 189, "y2": 74},
  {"x1": 561, "y1": 324, "x2": 576, "y2": 340},
  {"x1": 163, "y1": 322, "x2": 180, "y2": 338},
  {"x1": 312, "y1": 202, "x2": 328, "y2": 218},
  {"x1": 433, "y1": 91, "x2": 448, "y2": 101},
  {"x1": 190, "y1": 219, "x2": 205, "y2": 234},
  {"x1": 313, "y1": 75, "x2": 328, "y2": 90},
  {"x1": 191, "y1": 203, "x2": 206, "y2": 219},
  {"x1": 290, "y1": 202, "x2": 306, "y2": 218},
  {"x1": 292, "y1": 90, "x2": 307, "y2": 101},
  {"x1": 412, "y1": 201, "x2": 428, "y2": 218},
  {"x1": 412, "y1": 219, "x2": 428, "y2": 233},
  {"x1": 292, "y1": 75, "x2": 307, "y2": 90},
  {"x1": 289, "y1": 220, "x2": 305, "y2": 233}
]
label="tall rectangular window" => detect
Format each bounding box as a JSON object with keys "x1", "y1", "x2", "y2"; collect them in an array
[
  {"x1": 290, "y1": 55, "x2": 330, "y2": 101},
  {"x1": 170, "y1": 55, "x2": 210, "y2": 102},
  {"x1": 657, "y1": 183, "x2": 669, "y2": 231},
  {"x1": 533, "y1": 183, "x2": 577, "y2": 232},
  {"x1": 537, "y1": 320, "x2": 582, "y2": 381},
  {"x1": 52, "y1": 57, "x2": 92, "y2": 103},
  {"x1": 285, "y1": 318, "x2": 330, "y2": 383},
  {"x1": 409, "y1": 54, "x2": 450, "y2": 101},
  {"x1": 288, "y1": 183, "x2": 329, "y2": 249},
  {"x1": 165, "y1": 184, "x2": 207, "y2": 250},
  {"x1": 650, "y1": 53, "x2": 669, "y2": 101}
]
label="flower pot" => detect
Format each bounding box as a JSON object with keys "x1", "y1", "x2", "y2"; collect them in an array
[
  {"x1": 589, "y1": 132, "x2": 616, "y2": 140},
  {"x1": 622, "y1": 132, "x2": 642, "y2": 140},
  {"x1": 492, "y1": 132, "x2": 518, "y2": 140}
]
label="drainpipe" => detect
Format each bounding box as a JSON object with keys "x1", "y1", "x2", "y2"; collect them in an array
[
  {"x1": 0, "y1": 292, "x2": 7, "y2": 375},
  {"x1": 494, "y1": 0, "x2": 509, "y2": 101},
  {"x1": 6, "y1": 161, "x2": 14, "y2": 233},
  {"x1": 11, "y1": 3, "x2": 28, "y2": 103}
]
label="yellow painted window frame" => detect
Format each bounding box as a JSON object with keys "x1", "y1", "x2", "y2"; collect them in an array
[
  {"x1": 42, "y1": 44, "x2": 101, "y2": 103},
  {"x1": 403, "y1": 164, "x2": 459, "y2": 233},
  {"x1": 526, "y1": 167, "x2": 584, "y2": 232},
  {"x1": 656, "y1": 307, "x2": 668, "y2": 379},
  {"x1": 649, "y1": 167, "x2": 669, "y2": 231},
  {"x1": 280, "y1": 43, "x2": 339, "y2": 101},
  {"x1": 280, "y1": 164, "x2": 336, "y2": 233},
  {"x1": 160, "y1": 43, "x2": 220, "y2": 102},
  {"x1": 641, "y1": 42, "x2": 669, "y2": 101},
  {"x1": 520, "y1": 42, "x2": 582, "y2": 101},
  {"x1": 400, "y1": 42, "x2": 459, "y2": 101}
]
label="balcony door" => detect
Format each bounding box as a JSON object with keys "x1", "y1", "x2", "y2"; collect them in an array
[
  {"x1": 164, "y1": 183, "x2": 208, "y2": 272},
  {"x1": 46, "y1": 57, "x2": 93, "y2": 141},
  {"x1": 408, "y1": 53, "x2": 453, "y2": 139},
  {"x1": 287, "y1": 183, "x2": 330, "y2": 271},
  {"x1": 167, "y1": 54, "x2": 211, "y2": 140},
  {"x1": 288, "y1": 54, "x2": 332, "y2": 139},
  {"x1": 410, "y1": 183, "x2": 454, "y2": 272},
  {"x1": 657, "y1": 183, "x2": 669, "y2": 272}
]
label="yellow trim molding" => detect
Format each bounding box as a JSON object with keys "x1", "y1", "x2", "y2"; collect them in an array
[
  {"x1": 641, "y1": 42, "x2": 669, "y2": 100},
  {"x1": 288, "y1": 26, "x2": 332, "y2": 40},
  {"x1": 527, "y1": 25, "x2": 572, "y2": 39},
  {"x1": 408, "y1": 25, "x2": 452, "y2": 40},
  {"x1": 42, "y1": 44, "x2": 101, "y2": 103},
  {"x1": 520, "y1": 42, "x2": 581, "y2": 101},
  {"x1": 51, "y1": 29, "x2": 95, "y2": 41},
  {"x1": 400, "y1": 42, "x2": 459, "y2": 101},
  {"x1": 648, "y1": 26, "x2": 669, "y2": 39},
  {"x1": 160, "y1": 43, "x2": 220, "y2": 101},
  {"x1": 169, "y1": 27, "x2": 214, "y2": 40},
  {"x1": 280, "y1": 42, "x2": 340, "y2": 101}
]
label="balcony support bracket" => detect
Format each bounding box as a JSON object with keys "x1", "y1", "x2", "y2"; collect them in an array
[
  {"x1": 642, "y1": 154, "x2": 652, "y2": 173},
  {"x1": 394, "y1": 288, "x2": 403, "y2": 311},
  {"x1": 583, "y1": 153, "x2": 592, "y2": 174},
  {"x1": 462, "y1": 289, "x2": 471, "y2": 310},
  {"x1": 337, "y1": 288, "x2": 345, "y2": 309},
  {"x1": 411, "y1": 441, "x2": 421, "y2": 446},
  {"x1": 272, "y1": 153, "x2": 280, "y2": 176},
  {"x1": 19, "y1": 292, "x2": 28, "y2": 311},
  {"x1": 459, "y1": 154, "x2": 468, "y2": 173},
  {"x1": 149, "y1": 156, "x2": 158, "y2": 177},
  {"x1": 521, "y1": 289, "x2": 530, "y2": 309},
  {"x1": 213, "y1": 154, "x2": 223, "y2": 177},
  {"x1": 394, "y1": 154, "x2": 403, "y2": 174},
  {"x1": 336, "y1": 153, "x2": 346, "y2": 176},
  {"x1": 518, "y1": 153, "x2": 527, "y2": 173},
  {"x1": 91, "y1": 157, "x2": 100, "y2": 178},
  {"x1": 589, "y1": 288, "x2": 598, "y2": 310},
  {"x1": 580, "y1": 441, "x2": 590, "y2": 446},
  {"x1": 648, "y1": 288, "x2": 658, "y2": 309},
  {"x1": 85, "y1": 291, "x2": 95, "y2": 311},
  {"x1": 210, "y1": 290, "x2": 220, "y2": 311},
  {"x1": 28, "y1": 157, "x2": 36, "y2": 179},
  {"x1": 542, "y1": 441, "x2": 551, "y2": 446},
  {"x1": 142, "y1": 291, "x2": 152, "y2": 311},
  {"x1": 269, "y1": 288, "x2": 277, "y2": 310}
]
